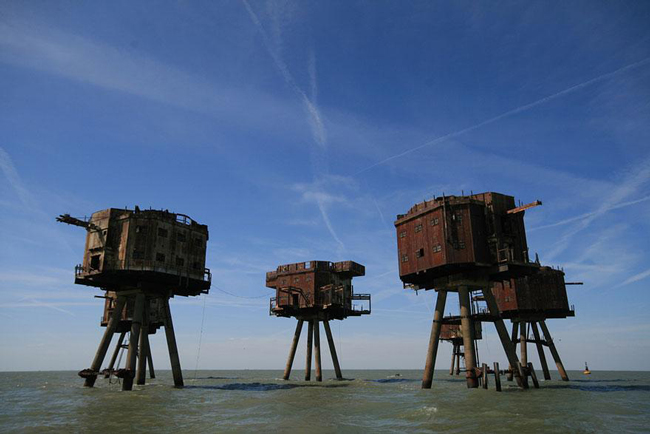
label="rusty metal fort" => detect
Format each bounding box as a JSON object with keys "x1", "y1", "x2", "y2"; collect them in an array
[
  {"x1": 58, "y1": 190, "x2": 575, "y2": 392},
  {"x1": 58, "y1": 207, "x2": 210, "y2": 390},
  {"x1": 266, "y1": 261, "x2": 370, "y2": 381},
  {"x1": 395, "y1": 192, "x2": 577, "y2": 391}
]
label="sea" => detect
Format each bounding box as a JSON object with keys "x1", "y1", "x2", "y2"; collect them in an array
[{"x1": 1, "y1": 370, "x2": 648, "y2": 433}]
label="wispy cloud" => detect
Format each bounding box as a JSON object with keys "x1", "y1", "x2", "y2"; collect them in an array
[
  {"x1": 529, "y1": 195, "x2": 650, "y2": 232},
  {"x1": 242, "y1": 0, "x2": 345, "y2": 252},
  {"x1": 293, "y1": 184, "x2": 347, "y2": 206},
  {"x1": 546, "y1": 156, "x2": 650, "y2": 260},
  {"x1": 354, "y1": 56, "x2": 650, "y2": 175},
  {"x1": 0, "y1": 147, "x2": 79, "y2": 259},
  {"x1": 557, "y1": 222, "x2": 640, "y2": 288},
  {"x1": 372, "y1": 197, "x2": 389, "y2": 229},
  {"x1": 1, "y1": 298, "x2": 79, "y2": 316},
  {"x1": 616, "y1": 268, "x2": 650, "y2": 288},
  {"x1": 0, "y1": 147, "x2": 38, "y2": 211},
  {"x1": 285, "y1": 218, "x2": 320, "y2": 227},
  {"x1": 0, "y1": 20, "x2": 308, "y2": 140},
  {"x1": 0, "y1": 272, "x2": 67, "y2": 287}
]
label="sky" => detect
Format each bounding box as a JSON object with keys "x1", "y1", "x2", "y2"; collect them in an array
[{"x1": 1, "y1": 1, "x2": 649, "y2": 373}]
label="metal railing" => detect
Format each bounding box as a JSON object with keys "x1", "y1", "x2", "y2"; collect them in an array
[
  {"x1": 75, "y1": 260, "x2": 211, "y2": 282},
  {"x1": 269, "y1": 297, "x2": 277, "y2": 315},
  {"x1": 351, "y1": 293, "x2": 371, "y2": 314},
  {"x1": 269, "y1": 293, "x2": 372, "y2": 315}
]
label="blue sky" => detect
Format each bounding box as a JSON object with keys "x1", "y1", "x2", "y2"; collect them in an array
[{"x1": 1, "y1": 1, "x2": 649, "y2": 372}]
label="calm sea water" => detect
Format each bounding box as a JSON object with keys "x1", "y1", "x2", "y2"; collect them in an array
[{"x1": 1, "y1": 370, "x2": 648, "y2": 433}]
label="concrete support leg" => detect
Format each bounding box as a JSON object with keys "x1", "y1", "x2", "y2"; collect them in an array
[
  {"x1": 422, "y1": 291, "x2": 448, "y2": 389},
  {"x1": 84, "y1": 296, "x2": 127, "y2": 387},
  {"x1": 450, "y1": 344, "x2": 456, "y2": 375},
  {"x1": 539, "y1": 320, "x2": 569, "y2": 381},
  {"x1": 520, "y1": 322, "x2": 528, "y2": 366},
  {"x1": 507, "y1": 322, "x2": 519, "y2": 382},
  {"x1": 163, "y1": 297, "x2": 184, "y2": 388},
  {"x1": 481, "y1": 288, "x2": 527, "y2": 389},
  {"x1": 305, "y1": 320, "x2": 314, "y2": 381},
  {"x1": 105, "y1": 331, "x2": 127, "y2": 377},
  {"x1": 283, "y1": 320, "x2": 304, "y2": 380},
  {"x1": 122, "y1": 294, "x2": 145, "y2": 391},
  {"x1": 136, "y1": 304, "x2": 149, "y2": 386},
  {"x1": 482, "y1": 363, "x2": 488, "y2": 389},
  {"x1": 531, "y1": 321, "x2": 551, "y2": 380},
  {"x1": 323, "y1": 320, "x2": 343, "y2": 380},
  {"x1": 459, "y1": 287, "x2": 478, "y2": 388},
  {"x1": 494, "y1": 362, "x2": 502, "y2": 392},
  {"x1": 146, "y1": 334, "x2": 155, "y2": 379},
  {"x1": 455, "y1": 351, "x2": 461, "y2": 375},
  {"x1": 528, "y1": 362, "x2": 540, "y2": 388},
  {"x1": 314, "y1": 320, "x2": 322, "y2": 382}
]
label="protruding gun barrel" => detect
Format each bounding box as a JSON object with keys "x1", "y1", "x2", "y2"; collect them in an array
[
  {"x1": 506, "y1": 200, "x2": 542, "y2": 215},
  {"x1": 56, "y1": 214, "x2": 99, "y2": 231}
]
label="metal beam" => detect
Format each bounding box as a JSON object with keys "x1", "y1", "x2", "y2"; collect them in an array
[
  {"x1": 506, "y1": 200, "x2": 542, "y2": 214},
  {"x1": 459, "y1": 287, "x2": 478, "y2": 388},
  {"x1": 146, "y1": 334, "x2": 155, "y2": 379},
  {"x1": 305, "y1": 320, "x2": 314, "y2": 381},
  {"x1": 314, "y1": 320, "x2": 322, "y2": 382},
  {"x1": 105, "y1": 331, "x2": 126, "y2": 377},
  {"x1": 136, "y1": 303, "x2": 149, "y2": 386},
  {"x1": 531, "y1": 321, "x2": 551, "y2": 380},
  {"x1": 482, "y1": 289, "x2": 527, "y2": 389},
  {"x1": 123, "y1": 293, "x2": 145, "y2": 391},
  {"x1": 283, "y1": 320, "x2": 304, "y2": 380},
  {"x1": 323, "y1": 320, "x2": 343, "y2": 380},
  {"x1": 520, "y1": 322, "x2": 528, "y2": 366},
  {"x1": 450, "y1": 343, "x2": 456, "y2": 376},
  {"x1": 539, "y1": 320, "x2": 569, "y2": 381},
  {"x1": 422, "y1": 290, "x2": 447, "y2": 389},
  {"x1": 84, "y1": 296, "x2": 126, "y2": 387},
  {"x1": 163, "y1": 297, "x2": 184, "y2": 388}
]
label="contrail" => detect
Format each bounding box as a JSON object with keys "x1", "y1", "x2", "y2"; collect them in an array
[
  {"x1": 544, "y1": 156, "x2": 650, "y2": 261},
  {"x1": 0, "y1": 147, "x2": 35, "y2": 209},
  {"x1": 615, "y1": 267, "x2": 650, "y2": 288},
  {"x1": 355, "y1": 57, "x2": 650, "y2": 175},
  {"x1": 372, "y1": 196, "x2": 389, "y2": 229},
  {"x1": 529, "y1": 195, "x2": 650, "y2": 232},
  {"x1": 242, "y1": 0, "x2": 345, "y2": 251}
]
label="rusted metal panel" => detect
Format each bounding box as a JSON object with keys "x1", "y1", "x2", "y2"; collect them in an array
[
  {"x1": 491, "y1": 279, "x2": 519, "y2": 312},
  {"x1": 100, "y1": 291, "x2": 165, "y2": 334},
  {"x1": 492, "y1": 267, "x2": 574, "y2": 319},
  {"x1": 395, "y1": 192, "x2": 538, "y2": 289},
  {"x1": 266, "y1": 260, "x2": 369, "y2": 320},
  {"x1": 439, "y1": 321, "x2": 483, "y2": 341}
]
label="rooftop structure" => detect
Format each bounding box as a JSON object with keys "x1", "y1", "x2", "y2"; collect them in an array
[{"x1": 266, "y1": 260, "x2": 370, "y2": 381}]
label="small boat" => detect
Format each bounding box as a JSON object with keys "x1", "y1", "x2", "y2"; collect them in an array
[{"x1": 583, "y1": 362, "x2": 591, "y2": 375}]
